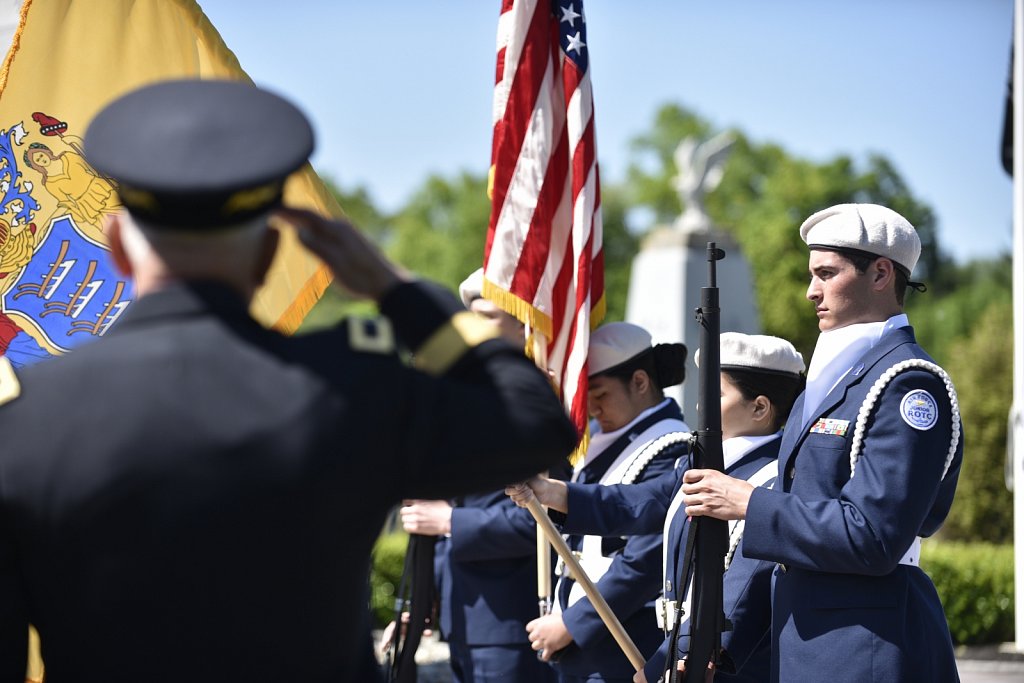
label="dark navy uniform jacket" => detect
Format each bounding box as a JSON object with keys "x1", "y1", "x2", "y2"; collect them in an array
[
  {"x1": 744, "y1": 326, "x2": 963, "y2": 683},
  {"x1": 551, "y1": 400, "x2": 685, "y2": 682},
  {"x1": 565, "y1": 439, "x2": 779, "y2": 683},
  {"x1": 437, "y1": 492, "x2": 542, "y2": 648},
  {"x1": 0, "y1": 280, "x2": 577, "y2": 683},
  {"x1": 435, "y1": 492, "x2": 559, "y2": 682}
]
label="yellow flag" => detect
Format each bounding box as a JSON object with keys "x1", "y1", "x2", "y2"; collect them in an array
[{"x1": 0, "y1": 0, "x2": 336, "y2": 371}]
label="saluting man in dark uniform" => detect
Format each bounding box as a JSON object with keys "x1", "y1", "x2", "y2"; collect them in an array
[
  {"x1": 682, "y1": 204, "x2": 963, "y2": 683},
  {"x1": 0, "y1": 79, "x2": 576, "y2": 683}
]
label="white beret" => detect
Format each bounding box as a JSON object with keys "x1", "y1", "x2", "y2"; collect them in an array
[
  {"x1": 588, "y1": 322, "x2": 652, "y2": 376},
  {"x1": 696, "y1": 332, "x2": 805, "y2": 377},
  {"x1": 458, "y1": 268, "x2": 484, "y2": 309},
  {"x1": 799, "y1": 203, "x2": 921, "y2": 276}
]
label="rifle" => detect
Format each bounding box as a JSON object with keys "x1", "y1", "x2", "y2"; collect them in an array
[
  {"x1": 386, "y1": 533, "x2": 437, "y2": 683},
  {"x1": 676, "y1": 242, "x2": 729, "y2": 683}
]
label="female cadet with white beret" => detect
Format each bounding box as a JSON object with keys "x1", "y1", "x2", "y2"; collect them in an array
[
  {"x1": 525, "y1": 322, "x2": 690, "y2": 683},
  {"x1": 509, "y1": 332, "x2": 805, "y2": 683}
]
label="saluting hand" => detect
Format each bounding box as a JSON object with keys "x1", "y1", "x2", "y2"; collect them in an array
[
  {"x1": 274, "y1": 206, "x2": 409, "y2": 302},
  {"x1": 681, "y1": 469, "x2": 753, "y2": 521}
]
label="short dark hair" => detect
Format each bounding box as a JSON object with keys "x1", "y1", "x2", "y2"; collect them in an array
[
  {"x1": 830, "y1": 249, "x2": 908, "y2": 306},
  {"x1": 724, "y1": 368, "x2": 805, "y2": 432}
]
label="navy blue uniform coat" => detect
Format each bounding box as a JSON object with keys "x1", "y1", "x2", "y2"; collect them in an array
[
  {"x1": 744, "y1": 326, "x2": 962, "y2": 683},
  {"x1": 565, "y1": 439, "x2": 778, "y2": 683},
  {"x1": 436, "y1": 491, "x2": 556, "y2": 681}
]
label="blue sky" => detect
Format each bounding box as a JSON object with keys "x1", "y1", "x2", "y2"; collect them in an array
[{"x1": 198, "y1": 0, "x2": 1014, "y2": 265}]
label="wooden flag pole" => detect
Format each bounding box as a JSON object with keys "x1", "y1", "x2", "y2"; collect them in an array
[
  {"x1": 530, "y1": 328, "x2": 553, "y2": 616},
  {"x1": 524, "y1": 497, "x2": 645, "y2": 671},
  {"x1": 536, "y1": 503, "x2": 552, "y2": 616}
]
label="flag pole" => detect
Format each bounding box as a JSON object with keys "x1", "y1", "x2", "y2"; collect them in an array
[
  {"x1": 530, "y1": 325, "x2": 553, "y2": 618},
  {"x1": 524, "y1": 497, "x2": 646, "y2": 671}
]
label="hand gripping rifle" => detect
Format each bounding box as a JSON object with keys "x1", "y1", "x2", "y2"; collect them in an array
[
  {"x1": 386, "y1": 533, "x2": 437, "y2": 683},
  {"x1": 674, "y1": 242, "x2": 730, "y2": 683}
]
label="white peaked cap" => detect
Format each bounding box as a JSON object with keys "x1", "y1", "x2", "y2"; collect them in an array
[
  {"x1": 696, "y1": 332, "x2": 805, "y2": 377},
  {"x1": 588, "y1": 322, "x2": 652, "y2": 376},
  {"x1": 458, "y1": 268, "x2": 484, "y2": 309},
  {"x1": 799, "y1": 203, "x2": 922, "y2": 276}
]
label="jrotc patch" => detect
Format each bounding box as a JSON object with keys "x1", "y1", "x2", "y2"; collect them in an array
[
  {"x1": 900, "y1": 389, "x2": 938, "y2": 431},
  {"x1": 809, "y1": 418, "x2": 849, "y2": 436}
]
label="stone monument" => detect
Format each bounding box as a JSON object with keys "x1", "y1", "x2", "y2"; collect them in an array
[{"x1": 625, "y1": 133, "x2": 761, "y2": 422}]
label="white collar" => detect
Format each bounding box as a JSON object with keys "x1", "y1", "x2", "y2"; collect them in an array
[
  {"x1": 723, "y1": 433, "x2": 780, "y2": 470},
  {"x1": 582, "y1": 398, "x2": 673, "y2": 468},
  {"x1": 802, "y1": 313, "x2": 908, "y2": 423}
]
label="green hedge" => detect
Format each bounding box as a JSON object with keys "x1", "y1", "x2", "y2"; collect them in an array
[
  {"x1": 922, "y1": 540, "x2": 1014, "y2": 645},
  {"x1": 370, "y1": 532, "x2": 409, "y2": 627},
  {"x1": 369, "y1": 534, "x2": 1014, "y2": 644}
]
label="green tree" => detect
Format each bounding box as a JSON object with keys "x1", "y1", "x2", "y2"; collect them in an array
[
  {"x1": 596, "y1": 183, "x2": 638, "y2": 322},
  {"x1": 940, "y1": 299, "x2": 1014, "y2": 542},
  {"x1": 624, "y1": 103, "x2": 952, "y2": 358},
  {"x1": 906, "y1": 256, "x2": 1012, "y2": 364},
  {"x1": 388, "y1": 171, "x2": 492, "y2": 292}
]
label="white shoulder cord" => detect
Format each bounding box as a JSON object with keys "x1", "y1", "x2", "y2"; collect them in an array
[
  {"x1": 848, "y1": 359, "x2": 961, "y2": 480},
  {"x1": 620, "y1": 431, "x2": 695, "y2": 485}
]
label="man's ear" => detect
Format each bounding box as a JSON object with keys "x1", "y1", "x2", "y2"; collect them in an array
[
  {"x1": 106, "y1": 213, "x2": 133, "y2": 277},
  {"x1": 253, "y1": 227, "x2": 280, "y2": 287},
  {"x1": 872, "y1": 257, "x2": 895, "y2": 291}
]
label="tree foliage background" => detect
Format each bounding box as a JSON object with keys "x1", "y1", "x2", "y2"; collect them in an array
[{"x1": 303, "y1": 102, "x2": 1014, "y2": 543}]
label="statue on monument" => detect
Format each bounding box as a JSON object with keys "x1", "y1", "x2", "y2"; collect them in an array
[{"x1": 672, "y1": 131, "x2": 735, "y2": 234}]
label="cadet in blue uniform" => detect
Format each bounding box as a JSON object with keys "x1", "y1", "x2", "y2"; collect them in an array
[
  {"x1": 682, "y1": 204, "x2": 963, "y2": 683},
  {"x1": 0, "y1": 80, "x2": 576, "y2": 683},
  {"x1": 524, "y1": 322, "x2": 689, "y2": 683},
  {"x1": 510, "y1": 333, "x2": 805, "y2": 683},
  {"x1": 395, "y1": 269, "x2": 558, "y2": 683}
]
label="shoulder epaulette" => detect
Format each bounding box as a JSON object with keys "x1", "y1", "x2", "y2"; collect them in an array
[
  {"x1": 346, "y1": 316, "x2": 395, "y2": 355},
  {"x1": 0, "y1": 357, "x2": 21, "y2": 406},
  {"x1": 412, "y1": 311, "x2": 500, "y2": 377}
]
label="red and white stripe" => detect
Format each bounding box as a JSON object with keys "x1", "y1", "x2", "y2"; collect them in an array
[{"x1": 484, "y1": 0, "x2": 605, "y2": 450}]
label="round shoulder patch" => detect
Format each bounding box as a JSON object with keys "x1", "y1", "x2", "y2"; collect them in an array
[{"x1": 900, "y1": 389, "x2": 938, "y2": 431}]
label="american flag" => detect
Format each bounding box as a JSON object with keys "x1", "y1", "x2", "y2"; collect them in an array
[{"x1": 483, "y1": 0, "x2": 605, "y2": 456}]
